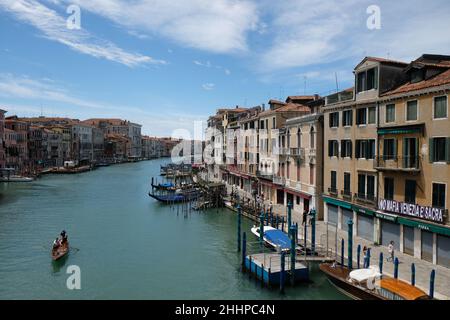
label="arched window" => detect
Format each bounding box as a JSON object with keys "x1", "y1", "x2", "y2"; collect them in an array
[
  {"x1": 297, "y1": 128, "x2": 302, "y2": 149},
  {"x1": 310, "y1": 126, "x2": 315, "y2": 149}
]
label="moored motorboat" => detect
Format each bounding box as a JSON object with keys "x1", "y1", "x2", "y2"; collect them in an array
[
  {"x1": 251, "y1": 225, "x2": 300, "y2": 252},
  {"x1": 319, "y1": 262, "x2": 430, "y2": 300},
  {"x1": 0, "y1": 175, "x2": 34, "y2": 182}
]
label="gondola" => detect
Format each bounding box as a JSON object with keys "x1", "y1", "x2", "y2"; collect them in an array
[{"x1": 148, "y1": 189, "x2": 202, "y2": 203}]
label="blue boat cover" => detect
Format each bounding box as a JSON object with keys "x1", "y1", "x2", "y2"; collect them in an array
[
  {"x1": 160, "y1": 183, "x2": 174, "y2": 188},
  {"x1": 264, "y1": 229, "x2": 291, "y2": 250}
]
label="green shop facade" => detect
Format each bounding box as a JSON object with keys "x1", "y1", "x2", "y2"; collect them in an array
[{"x1": 323, "y1": 196, "x2": 450, "y2": 268}]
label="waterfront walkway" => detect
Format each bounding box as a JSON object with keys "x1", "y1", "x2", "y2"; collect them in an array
[{"x1": 269, "y1": 204, "x2": 450, "y2": 300}]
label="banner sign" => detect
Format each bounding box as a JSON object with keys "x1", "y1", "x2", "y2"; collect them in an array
[{"x1": 378, "y1": 199, "x2": 444, "y2": 224}]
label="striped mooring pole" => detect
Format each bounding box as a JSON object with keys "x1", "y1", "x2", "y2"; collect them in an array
[
  {"x1": 411, "y1": 263, "x2": 415, "y2": 286},
  {"x1": 310, "y1": 209, "x2": 316, "y2": 254},
  {"x1": 341, "y1": 238, "x2": 344, "y2": 266},
  {"x1": 379, "y1": 252, "x2": 383, "y2": 274}
]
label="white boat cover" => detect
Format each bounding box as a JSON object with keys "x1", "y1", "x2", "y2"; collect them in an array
[{"x1": 349, "y1": 266, "x2": 381, "y2": 282}]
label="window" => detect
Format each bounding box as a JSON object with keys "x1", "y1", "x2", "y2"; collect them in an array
[
  {"x1": 432, "y1": 183, "x2": 446, "y2": 208},
  {"x1": 260, "y1": 120, "x2": 265, "y2": 130},
  {"x1": 356, "y1": 68, "x2": 378, "y2": 93},
  {"x1": 367, "y1": 68, "x2": 376, "y2": 90},
  {"x1": 272, "y1": 117, "x2": 276, "y2": 128},
  {"x1": 358, "y1": 174, "x2": 366, "y2": 196},
  {"x1": 386, "y1": 104, "x2": 395, "y2": 123},
  {"x1": 405, "y1": 180, "x2": 416, "y2": 204},
  {"x1": 368, "y1": 107, "x2": 376, "y2": 124},
  {"x1": 328, "y1": 140, "x2": 339, "y2": 157},
  {"x1": 411, "y1": 68, "x2": 425, "y2": 83},
  {"x1": 330, "y1": 171, "x2": 337, "y2": 192},
  {"x1": 406, "y1": 100, "x2": 418, "y2": 121},
  {"x1": 344, "y1": 173, "x2": 351, "y2": 194},
  {"x1": 434, "y1": 96, "x2": 448, "y2": 119},
  {"x1": 367, "y1": 176, "x2": 375, "y2": 199},
  {"x1": 341, "y1": 140, "x2": 352, "y2": 158},
  {"x1": 384, "y1": 178, "x2": 394, "y2": 200},
  {"x1": 356, "y1": 108, "x2": 367, "y2": 125},
  {"x1": 343, "y1": 110, "x2": 353, "y2": 126},
  {"x1": 329, "y1": 112, "x2": 339, "y2": 128},
  {"x1": 357, "y1": 72, "x2": 366, "y2": 93},
  {"x1": 310, "y1": 164, "x2": 314, "y2": 185},
  {"x1": 356, "y1": 139, "x2": 375, "y2": 159},
  {"x1": 383, "y1": 139, "x2": 396, "y2": 160},
  {"x1": 430, "y1": 137, "x2": 448, "y2": 162}
]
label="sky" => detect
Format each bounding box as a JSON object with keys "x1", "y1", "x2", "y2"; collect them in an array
[{"x1": 0, "y1": 0, "x2": 449, "y2": 137}]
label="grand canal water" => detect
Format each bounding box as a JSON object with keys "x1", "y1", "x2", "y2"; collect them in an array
[{"x1": 0, "y1": 159, "x2": 347, "y2": 300}]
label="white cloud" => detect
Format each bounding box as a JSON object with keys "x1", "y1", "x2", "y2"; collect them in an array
[
  {"x1": 202, "y1": 83, "x2": 215, "y2": 91},
  {"x1": 194, "y1": 60, "x2": 231, "y2": 76},
  {"x1": 0, "y1": 0, "x2": 166, "y2": 67},
  {"x1": 62, "y1": 0, "x2": 259, "y2": 54}
]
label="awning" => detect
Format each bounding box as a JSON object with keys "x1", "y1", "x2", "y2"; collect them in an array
[
  {"x1": 323, "y1": 196, "x2": 352, "y2": 210},
  {"x1": 378, "y1": 124, "x2": 424, "y2": 136},
  {"x1": 285, "y1": 188, "x2": 312, "y2": 199},
  {"x1": 398, "y1": 217, "x2": 450, "y2": 237},
  {"x1": 352, "y1": 205, "x2": 375, "y2": 217}
]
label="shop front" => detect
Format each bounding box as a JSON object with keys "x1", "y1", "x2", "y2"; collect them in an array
[
  {"x1": 377, "y1": 197, "x2": 450, "y2": 268},
  {"x1": 353, "y1": 205, "x2": 375, "y2": 242}
]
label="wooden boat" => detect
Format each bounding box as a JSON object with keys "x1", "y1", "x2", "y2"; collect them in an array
[
  {"x1": 319, "y1": 262, "x2": 430, "y2": 300},
  {"x1": 52, "y1": 241, "x2": 69, "y2": 261},
  {"x1": 148, "y1": 188, "x2": 202, "y2": 203}
]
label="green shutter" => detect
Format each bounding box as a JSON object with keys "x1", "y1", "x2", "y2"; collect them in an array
[
  {"x1": 393, "y1": 139, "x2": 397, "y2": 160},
  {"x1": 446, "y1": 137, "x2": 450, "y2": 163},
  {"x1": 429, "y1": 138, "x2": 434, "y2": 163}
]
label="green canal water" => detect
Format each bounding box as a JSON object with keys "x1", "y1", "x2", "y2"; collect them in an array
[{"x1": 0, "y1": 159, "x2": 347, "y2": 300}]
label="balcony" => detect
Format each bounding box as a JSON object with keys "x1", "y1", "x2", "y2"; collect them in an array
[
  {"x1": 280, "y1": 147, "x2": 290, "y2": 156},
  {"x1": 273, "y1": 176, "x2": 286, "y2": 186},
  {"x1": 328, "y1": 187, "x2": 338, "y2": 196},
  {"x1": 354, "y1": 193, "x2": 376, "y2": 205},
  {"x1": 375, "y1": 156, "x2": 421, "y2": 172},
  {"x1": 256, "y1": 170, "x2": 273, "y2": 180},
  {"x1": 341, "y1": 189, "x2": 352, "y2": 201},
  {"x1": 290, "y1": 148, "x2": 305, "y2": 159}
]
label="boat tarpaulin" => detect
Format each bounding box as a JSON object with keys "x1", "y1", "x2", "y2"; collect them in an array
[{"x1": 264, "y1": 229, "x2": 291, "y2": 250}]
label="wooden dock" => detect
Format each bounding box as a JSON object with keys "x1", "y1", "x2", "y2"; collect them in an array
[{"x1": 245, "y1": 252, "x2": 309, "y2": 285}]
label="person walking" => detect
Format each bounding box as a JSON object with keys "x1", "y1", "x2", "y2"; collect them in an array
[
  {"x1": 302, "y1": 209, "x2": 308, "y2": 226},
  {"x1": 387, "y1": 241, "x2": 395, "y2": 262}
]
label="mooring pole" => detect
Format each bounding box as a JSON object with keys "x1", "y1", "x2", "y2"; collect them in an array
[
  {"x1": 295, "y1": 222, "x2": 299, "y2": 244},
  {"x1": 341, "y1": 238, "x2": 344, "y2": 266},
  {"x1": 347, "y1": 218, "x2": 353, "y2": 270},
  {"x1": 357, "y1": 244, "x2": 361, "y2": 269},
  {"x1": 394, "y1": 257, "x2": 399, "y2": 279},
  {"x1": 379, "y1": 252, "x2": 383, "y2": 274},
  {"x1": 280, "y1": 251, "x2": 285, "y2": 294},
  {"x1": 304, "y1": 218, "x2": 307, "y2": 251},
  {"x1": 276, "y1": 216, "x2": 279, "y2": 229},
  {"x1": 242, "y1": 232, "x2": 247, "y2": 272},
  {"x1": 366, "y1": 248, "x2": 371, "y2": 268},
  {"x1": 259, "y1": 212, "x2": 264, "y2": 247},
  {"x1": 429, "y1": 270, "x2": 435, "y2": 299},
  {"x1": 290, "y1": 225, "x2": 296, "y2": 286},
  {"x1": 281, "y1": 216, "x2": 285, "y2": 233},
  {"x1": 287, "y1": 201, "x2": 292, "y2": 234},
  {"x1": 237, "y1": 205, "x2": 242, "y2": 252},
  {"x1": 311, "y1": 209, "x2": 316, "y2": 255},
  {"x1": 411, "y1": 263, "x2": 416, "y2": 286}
]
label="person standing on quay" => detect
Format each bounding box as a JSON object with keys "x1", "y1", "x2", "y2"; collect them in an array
[
  {"x1": 387, "y1": 241, "x2": 395, "y2": 262},
  {"x1": 302, "y1": 209, "x2": 308, "y2": 226}
]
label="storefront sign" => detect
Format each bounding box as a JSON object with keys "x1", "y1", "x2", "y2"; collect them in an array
[
  {"x1": 375, "y1": 212, "x2": 397, "y2": 222},
  {"x1": 378, "y1": 199, "x2": 444, "y2": 224}
]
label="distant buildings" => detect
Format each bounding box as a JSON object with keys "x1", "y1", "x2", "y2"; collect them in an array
[{"x1": 0, "y1": 114, "x2": 180, "y2": 176}]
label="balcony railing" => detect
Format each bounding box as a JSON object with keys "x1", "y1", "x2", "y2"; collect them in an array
[
  {"x1": 290, "y1": 147, "x2": 305, "y2": 159},
  {"x1": 280, "y1": 147, "x2": 290, "y2": 155},
  {"x1": 256, "y1": 170, "x2": 273, "y2": 179},
  {"x1": 328, "y1": 187, "x2": 338, "y2": 196},
  {"x1": 354, "y1": 193, "x2": 376, "y2": 204},
  {"x1": 341, "y1": 189, "x2": 352, "y2": 200},
  {"x1": 273, "y1": 176, "x2": 286, "y2": 186},
  {"x1": 375, "y1": 156, "x2": 421, "y2": 172}
]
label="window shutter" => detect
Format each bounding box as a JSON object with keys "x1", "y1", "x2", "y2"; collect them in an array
[
  {"x1": 340, "y1": 141, "x2": 344, "y2": 157},
  {"x1": 355, "y1": 140, "x2": 360, "y2": 159},
  {"x1": 374, "y1": 67, "x2": 378, "y2": 90},
  {"x1": 349, "y1": 141, "x2": 353, "y2": 158},
  {"x1": 350, "y1": 110, "x2": 353, "y2": 126},
  {"x1": 329, "y1": 115, "x2": 332, "y2": 128},
  {"x1": 402, "y1": 138, "x2": 407, "y2": 168},
  {"x1": 337, "y1": 113, "x2": 339, "y2": 127},
  {"x1": 446, "y1": 138, "x2": 450, "y2": 163},
  {"x1": 429, "y1": 138, "x2": 434, "y2": 163},
  {"x1": 328, "y1": 141, "x2": 332, "y2": 157},
  {"x1": 393, "y1": 139, "x2": 397, "y2": 160}
]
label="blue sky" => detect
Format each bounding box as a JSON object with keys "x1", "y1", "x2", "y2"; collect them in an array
[{"x1": 0, "y1": 0, "x2": 449, "y2": 136}]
